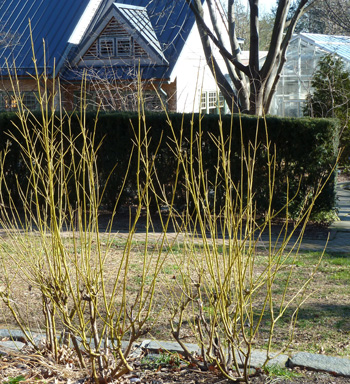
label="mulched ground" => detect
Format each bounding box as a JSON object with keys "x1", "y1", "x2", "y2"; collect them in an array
[
  {"x1": 141, "y1": 369, "x2": 350, "y2": 384},
  {"x1": 1, "y1": 346, "x2": 349, "y2": 384}
]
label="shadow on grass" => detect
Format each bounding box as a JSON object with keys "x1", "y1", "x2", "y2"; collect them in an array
[{"x1": 296, "y1": 303, "x2": 350, "y2": 332}]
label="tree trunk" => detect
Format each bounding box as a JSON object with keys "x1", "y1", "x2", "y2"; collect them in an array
[{"x1": 185, "y1": 0, "x2": 316, "y2": 115}]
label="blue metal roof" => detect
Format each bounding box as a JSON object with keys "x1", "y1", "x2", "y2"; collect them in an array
[
  {"x1": 143, "y1": 0, "x2": 198, "y2": 77},
  {"x1": 0, "y1": 0, "x2": 90, "y2": 75},
  {"x1": 64, "y1": 0, "x2": 200, "y2": 81},
  {"x1": 113, "y1": 3, "x2": 167, "y2": 63},
  {"x1": 0, "y1": 0, "x2": 199, "y2": 81},
  {"x1": 297, "y1": 33, "x2": 350, "y2": 62}
]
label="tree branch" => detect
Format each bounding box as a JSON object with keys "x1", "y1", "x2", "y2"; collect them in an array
[
  {"x1": 191, "y1": 0, "x2": 239, "y2": 110},
  {"x1": 263, "y1": 0, "x2": 313, "y2": 109},
  {"x1": 206, "y1": 0, "x2": 248, "y2": 105},
  {"x1": 260, "y1": 0, "x2": 291, "y2": 80},
  {"x1": 186, "y1": 0, "x2": 250, "y2": 76},
  {"x1": 248, "y1": 0, "x2": 259, "y2": 76},
  {"x1": 285, "y1": 0, "x2": 317, "y2": 29}
]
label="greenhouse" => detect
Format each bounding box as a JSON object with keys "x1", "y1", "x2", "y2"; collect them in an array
[{"x1": 269, "y1": 33, "x2": 350, "y2": 117}]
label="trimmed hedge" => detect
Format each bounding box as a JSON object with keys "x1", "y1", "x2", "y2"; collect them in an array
[{"x1": 0, "y1": 111, "x2": 339, "y2": 216}]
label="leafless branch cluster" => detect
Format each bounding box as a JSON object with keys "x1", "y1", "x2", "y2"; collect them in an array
[
  {"x1": 186, "y1": 0, "x2": 317, "y2": 114},
  {"x1": 63, "y1": 59, "x2": 166, "y2": 112},
  {"x1": 321, "y1": 0, "x2": 350, "y2": 34}
]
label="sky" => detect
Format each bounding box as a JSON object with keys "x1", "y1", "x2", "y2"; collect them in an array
[
  {"x1": 261, "y1": 0, "x2": 277, "y2": 13},
  {"x1": 241, "y1": 0, "x2": 277, "y2": 14}
]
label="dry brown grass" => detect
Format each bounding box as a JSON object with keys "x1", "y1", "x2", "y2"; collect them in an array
[{"x1": 1, "y1": 233, "x2": 349, "y2": 358}]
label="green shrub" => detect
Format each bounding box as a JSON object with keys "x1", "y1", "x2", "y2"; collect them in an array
[
  {"x1": 305, "y1": 54, "x2": 350, "y2": 166},
  {"x1": 0, "y1": 111, "x2": 339, "y2": 216}
]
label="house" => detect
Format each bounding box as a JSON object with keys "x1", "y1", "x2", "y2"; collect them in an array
[
  {"x1": 269, "y1": 33, "x2": 350, "y2": 117},
  {"x1": 4, "y1": 1, "x2": 349, "y2": 118},
  {"x1": 0, "y1": 0, "x2": 211, "y2": 113}
]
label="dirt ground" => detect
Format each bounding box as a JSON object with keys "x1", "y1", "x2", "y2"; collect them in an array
[
  {"x1": 141, "y1": 369, "x2": 350, "y2": 384},
  {"x1": 1, "y1": 349, "x2": 350, "y2": 384}
]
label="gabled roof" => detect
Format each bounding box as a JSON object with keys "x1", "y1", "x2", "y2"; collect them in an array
[
  {"x1": 0, "y1": 0, "x2": 200, "y2": 81},
  {"x1": 294, "y1": 33, "x2": 350, "y2": 62},
  {"x1": 69, "y1": 0, "x2": 105, "y2": 45},
  {"x1": 64, "y1": 0, "x2": 199, "y2": 81},
  {"x1": 113, "y1": 3, "x2": 166, "y2": 63},
  {"x1": 72, "y1": 3, "x2": 168, "y2": 67},
  {"x1": 0, "y1": 0, "x2": 90, "y2": 76}
]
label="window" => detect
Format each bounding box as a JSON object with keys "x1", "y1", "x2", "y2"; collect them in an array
[
  {"x1": 0, "y1": 91, "x2": 39, "y2": 111},
  {"x1": 23, "y1": 93, "x2": 39, "y2": 110},
  {"x1": 199, "y1": 91, "x2": 226, "y2": 114},
  {"x1": 116, "y1": 38, "x2": 131, "y2": 57},
  {"x1": 99, "y1": 38, "x2": 115, "y2": 57},
  {"x1": 284, "y1": 100, "x2": 306, "y2": 118},
  {"x1": 208, "y1": 92, "x2": 216, "y2": 108},
  {"x1": 200, "y1": 93, "x2": 206, "y2": 110},
  {"x1": 98, "y1": 37, "x2": 133, "y2": 58},
  {"x1": 144, "y1": 92, "x2": 162, "y2": 111},
  {"x1": 0, "y1": 92, "x2": 17, "y2": 111},
  {"x1": 283, "y1": 80, "x2": 299, "y2": 98}
]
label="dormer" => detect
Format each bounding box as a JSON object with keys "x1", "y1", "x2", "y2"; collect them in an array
[{"x1": 72, "y1": 3, "x2": 168, "y2": 67}]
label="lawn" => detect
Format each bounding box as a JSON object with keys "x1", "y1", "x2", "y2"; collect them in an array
[{"x1": 1, "y1": 235, "x2": 349, "y2": 358}]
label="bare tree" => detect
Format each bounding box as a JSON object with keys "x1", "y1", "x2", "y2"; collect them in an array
[
  {"x1": 229, "y1": 1, "x2": 275, "y2": 50},
  {"x1": 288, "y1": 0, "x2": 350, "y2": 34},
  {"x1": 186, "y1": 0, "x2": 317, "y2": 115},
  {"x1": 320, "y1": 0, "x2": 350, "y2": 34}
]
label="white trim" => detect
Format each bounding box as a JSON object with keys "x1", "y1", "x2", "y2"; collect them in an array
[
  {"x1": 114, "y1": 3, "x2": 146, "y2": 11},
  {"x1": 78, "y1": 58, "x2": 159, "y2": 66},
  {"x1": 68, "y1": 0, "x2": 104, "y2": 44}
]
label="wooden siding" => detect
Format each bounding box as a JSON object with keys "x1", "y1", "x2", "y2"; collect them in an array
[{"x1": 83, "y1": 17, "x2": 148, "y2": 60}]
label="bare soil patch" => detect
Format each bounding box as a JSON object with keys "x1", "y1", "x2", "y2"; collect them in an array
[{"x1": 0, "y1": 222, "x2": 349, "y2": 383}]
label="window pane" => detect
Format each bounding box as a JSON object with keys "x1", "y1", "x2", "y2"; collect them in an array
[
  {"x1": 144, "y1": 92, "x2": 162, "y2": 111},
  {"x1": 74, "y1": 91, "x2": 96, "y2": 111},
  {"x1": 117, "y1": 38, "x2": 131, "y2": 57},
  {"x1": 218, "y1": 93, "x2": 224, "y2": 107},
  {"x1": 0, "y1": 92, "x2": 17, "y2": 111},
  {"x1": 200, "y1": 92, "x2": 206, "y2": 109},
  {"x1": 100, "y1": 38, "x2": 115, "y2": 57},
  {"x1": 284, "y1": 101, "x2": 302, "y2": 117},
  {"x1": 0, "y1": 92, "x2": 5, "y2": 111},
  {"x1": 208, "y1": 92, "x2": 217, "y2": 108}
]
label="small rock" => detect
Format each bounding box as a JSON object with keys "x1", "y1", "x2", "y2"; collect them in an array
[
  {"x1": 141, "y1": 340, "x2": 200, "y2": 355},
  {"x1": 0, "y1": 340, "x2": 26, "y2": 354},
  {"x1": 236, "y1": 349, "x2": 289, "y2": 369},
  {"x1": 288, "y1": 352, "x2": 350, "y2": 377}
]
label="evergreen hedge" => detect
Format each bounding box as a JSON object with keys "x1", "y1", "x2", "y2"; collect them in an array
[{"x1": 0, "y1": 111, "x2": 339, "y2": 217}]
